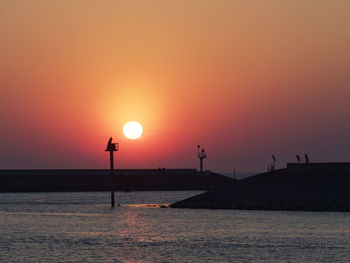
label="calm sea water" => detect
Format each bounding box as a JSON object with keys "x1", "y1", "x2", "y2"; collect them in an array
[{"x1": 1, "y1": 191, "x2": 350, "y2": 263}]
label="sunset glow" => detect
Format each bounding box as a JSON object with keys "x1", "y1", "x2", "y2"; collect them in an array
[
  {"x1": 2, "y1": 2, "x2": 350, "y2": 262},
  {"x1": 1, "y1": 1, "x2": 350, "y2": 172},
  {"x1": 123, "y1": 121, "x2": 143, "y2": 140}
]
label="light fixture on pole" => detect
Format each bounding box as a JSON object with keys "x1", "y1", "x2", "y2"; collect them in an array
[{"x1": 197, "y1": 145, "x2": 207, "y2": 173}]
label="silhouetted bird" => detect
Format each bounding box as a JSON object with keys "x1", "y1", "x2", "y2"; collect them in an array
[
  {"x1": 106, "y1": 137, "x2": 113, "y2": 151},
  {"x1": 305, "y1": 154, "x2": 309, "y2": 163},
  {"x1": 272, "y1": 155, "x2": 276, "y2": 162},
  {"x1": 296, "y1": 155, "x2": 301, "y2": 162}
]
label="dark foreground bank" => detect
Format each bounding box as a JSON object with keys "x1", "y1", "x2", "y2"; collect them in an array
[
  {"x1": 171, "y1": 163, "x2": 350, "y2": 212},
  {"x1": 0, "y1": 169, "x2": 236, "y2": 192}
]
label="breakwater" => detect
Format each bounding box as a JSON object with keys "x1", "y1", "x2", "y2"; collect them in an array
[
  {"x1": 0, "y1": 169, "x2": 235, "y2": 192},
  {"x1": 171, "y1": 163, "x2": 350, "y2": 212}
]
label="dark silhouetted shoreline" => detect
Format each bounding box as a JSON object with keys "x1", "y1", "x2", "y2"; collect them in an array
[
  {"x1": 171, "y1": 163, "x2": 350, "y2": 212},
  {"x1": 0, "y1": 169, "x2": 236, "y2": 192}
]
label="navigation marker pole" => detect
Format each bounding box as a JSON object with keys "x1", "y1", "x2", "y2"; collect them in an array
[
  {"x1": 106, "y1": 137, "x2": 119, "y2": 207},
  {"x1": 197, "y1": 145, "x2": 207, "y2": 173}
]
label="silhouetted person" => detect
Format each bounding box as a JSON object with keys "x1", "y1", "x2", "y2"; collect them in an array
[
  {"x1": 296, "y1": 155, "x2": 301, "y2": 162},
  {"x1": 305, "y1": 154, "x2": 309, "y2": 163},
  {"x1": 271, "y1": 155, "x2": 276, "y2": 171}
]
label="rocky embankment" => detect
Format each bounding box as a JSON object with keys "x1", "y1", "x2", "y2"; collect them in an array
[{"x1": 171, "y1": 163, "x2": 350, "y2": 212}]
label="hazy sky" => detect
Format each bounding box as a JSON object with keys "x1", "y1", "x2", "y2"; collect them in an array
[{"x1": 1, "y1": 0, "x2": 350, "y2": 173}]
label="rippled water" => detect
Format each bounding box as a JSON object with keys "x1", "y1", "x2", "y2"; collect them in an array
[{"x1": 1, "y1": 191, "x2": 350, "y2": 262}]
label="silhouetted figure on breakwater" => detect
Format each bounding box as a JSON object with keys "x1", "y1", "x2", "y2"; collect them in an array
[
  {"x1": 305, "y1": 154, "x2": 309, "y2": 163},
  {"x1": 271, "y1": 155, "x2": 276, "y2": 171},
  {"x1": 296, "y1": 155, "x2": 301, "y2": 162}
]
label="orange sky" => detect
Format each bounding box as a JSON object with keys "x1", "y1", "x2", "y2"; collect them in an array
[{"x1": 1, "y1": 0, "x2": 350, "y2": 173}]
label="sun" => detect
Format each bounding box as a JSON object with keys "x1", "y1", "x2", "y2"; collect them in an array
[{"x1": 123, "y1": 121, "x2": 143, "y2": 140}]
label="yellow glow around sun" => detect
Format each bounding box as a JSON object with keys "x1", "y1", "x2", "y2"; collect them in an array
[{"x1": 123, "y1": 121, "x2": 143, "y2": 140}]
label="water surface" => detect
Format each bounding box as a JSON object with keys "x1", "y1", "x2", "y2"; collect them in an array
[{"x1": 1, "y1": 191, "x2": 350, "y2": 262}]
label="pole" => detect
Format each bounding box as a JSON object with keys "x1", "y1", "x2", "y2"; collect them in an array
[
  {"x1": 110, "y1": 151, "x2": 115, "y2": 207},
  {"x1": 200, "y1": 158, "x2": 203, "y2": 173}
]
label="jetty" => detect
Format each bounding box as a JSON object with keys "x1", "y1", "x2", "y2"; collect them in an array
[
  {"x1": 171, "y1": 163, "x2": 350, "y2": 212},
  {"x1": 0, "y1": 169, "x2": 236, "y2": 192}
]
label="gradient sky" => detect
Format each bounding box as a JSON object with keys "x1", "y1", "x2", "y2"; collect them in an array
[{"x1": 1, "y1": 0, "x2": 350, "y2": 173}]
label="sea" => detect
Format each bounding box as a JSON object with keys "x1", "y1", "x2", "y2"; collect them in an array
[{"x1": 1, "y1": 191, "x2": 350, "y2": 263}]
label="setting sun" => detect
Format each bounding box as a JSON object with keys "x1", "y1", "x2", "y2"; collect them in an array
[{"x1": 123, "y1": 121, "x2": 143, "y2": 140}]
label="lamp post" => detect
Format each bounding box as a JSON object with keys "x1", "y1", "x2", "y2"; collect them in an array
[
  {"x1": 197, "y1": 145, "x2": 207, "y2": 173},
  {"x1": 106, "y1": 137, "x2": 119, "y2": 207}
]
